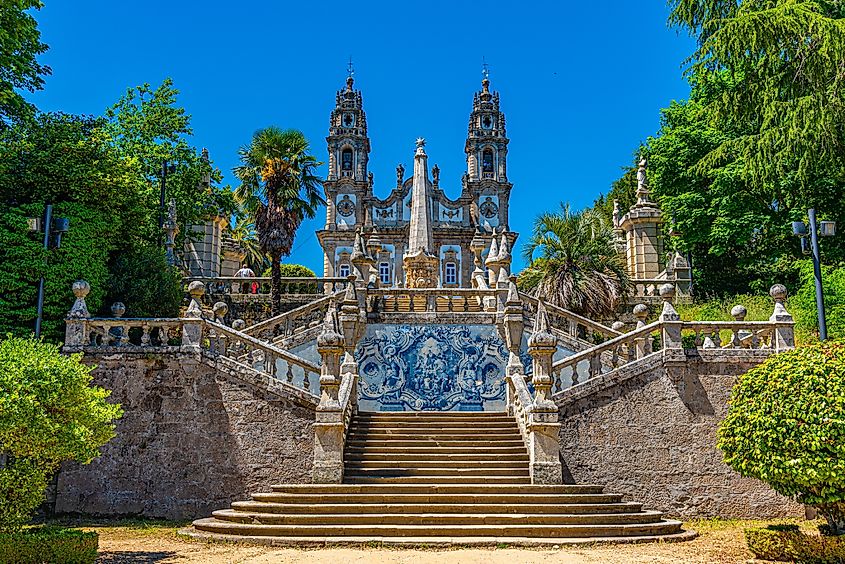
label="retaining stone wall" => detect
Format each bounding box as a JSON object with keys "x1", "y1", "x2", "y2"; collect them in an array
[
  {"x1": 558, "y1": 350, "x2": 802, "y2": 519},
  {"x1": 54, "y1": 352, "x2": 315, "y2": 520}
]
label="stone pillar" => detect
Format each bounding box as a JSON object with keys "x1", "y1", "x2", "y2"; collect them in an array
[
  {"x1": 64, "y1": 280, "x2": 91, "y2": 351},
  {"x1": 181, "y1": 281, "x2": 205, "y2": 354},
  {"x1": 501, "y1": 277, "x2": 525, "y2": 377},
  {"x1": 526, "y1": 301, "x2": 563, "y2": 485},
  {"x1": 769, "y1": 284, "x2": 795, "y2": 351},
  {"x1": 485, "y1": 236, "x2": 500, "y2": 288},
  {"x1": 632, "y1": 304, "x2": 650, "y2": 359},
  {"x1": 313, "y1": 305, "x2": 346, "y2": 483},
  {"x1": 339, "y1": 282, "x2": 366, "y2": 411},
  {"x1": 659, "y1": 284, "x2": 683, "y2": 361}
]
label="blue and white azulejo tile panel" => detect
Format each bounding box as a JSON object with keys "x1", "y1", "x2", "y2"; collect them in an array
[{"x1": 355, "y1": 324, "x2": 509, "y2": 412}]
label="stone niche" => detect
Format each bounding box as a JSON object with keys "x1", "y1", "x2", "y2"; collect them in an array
[
  {"x1": 557, "y1": 351, "x2": 802, "y2": 520},
  {"x1": 54, "y1": 352, "x2": 315, "y2": 520}
]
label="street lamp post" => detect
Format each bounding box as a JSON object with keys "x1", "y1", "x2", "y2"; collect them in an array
[
  {"x1": 31, "y1": 204, "x2": 70, "y2": 338},
  {"x1": 793, "y1": 209, "x2": 836, "y2": 341}
]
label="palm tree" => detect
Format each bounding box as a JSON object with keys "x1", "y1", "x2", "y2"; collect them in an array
[
  {"x1": 234, "y1": 127, "x2": 324, "y2": 315},
  {"x1": 226, "y1": 215, "x2": 267, "y2": 273},
  {"x1": 519, "y1": 204, "x2": 628, "y2": 319}
]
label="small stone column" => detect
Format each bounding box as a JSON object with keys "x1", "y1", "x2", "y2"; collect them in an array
[
  {"x1": 526, "y1": 301, "x2": 563, "y2": 485},
  {"x1": 632, "y1": 304, "x2": 650, "y2": 359},
  {"x1": 339, "y1": 283, "x2": 366, "y2": 411},
  {"x1": 181, "y1": 281, "x2": 205, "y2": 353},
  {"x1": 64, "y1": 280, "x2": 91, "y2": 351},
  {"x1": 485, "y1": 236, "x2": 501, "y2": 288},
  {"x1": 501, "y1": 276, "x2": 525, "y2": 377},
  {"x1": 769, "y1": 284, "x2": 795, "y2": 351},
  {"x1": 659, "y1": 283, "x2": 683, "y2": 352},
  {"x1": 313, "y1": 305, "x2": 346, "y2": 483}
]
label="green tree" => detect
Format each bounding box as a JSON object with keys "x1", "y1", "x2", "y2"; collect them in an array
[
  {"x1": 105, "y1": 244, "x2": 182, "y2": 318},
  {"x1": 718, "y1": 340, "x2": 845, "y2": 535},
  {"x1": 519, "y1": 203, "x2": 628, "y2": 319},
  {"x1": 227, "y1": 216, "x2": 267, "y2": 273},
  {"x1": 0, "y1": 336, "x2": 122, "y2": 531},
  {"x1": 234, "y1": 127, "x2": 324, "y2": 315},
  {"x1": 0, "y1": 0, "x2": 50, "y2": 125}
]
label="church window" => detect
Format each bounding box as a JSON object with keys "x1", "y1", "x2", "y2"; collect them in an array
[
  {"x1": 341, "y1": 149, "x2": 353, "y2": 171},
  {"x1": 482, "y1": 149, "x2": 494, "y2": 174},
  {"x1": 379, "y1": 262, "x2": 391, "y2": 285},
  {"x1": 338, "y1": 263, "x2": 350, "y2": 278},
  {"x1": 445, "y1": 262, "x2": 457, "y2": 285}
]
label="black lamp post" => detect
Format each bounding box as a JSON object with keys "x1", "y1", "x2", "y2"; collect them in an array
[
  {"x1": 30, "y1": 204, "x2": 70, "y2": 338},
  {"x1": 793, "y1": 209, "x2": 836, "y2": 341}
]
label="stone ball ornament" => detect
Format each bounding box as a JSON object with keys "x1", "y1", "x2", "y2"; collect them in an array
[
  {"x1": 232, "y1": 319, "x2": 246, "y2": 331},
  {"x1": 659, "y1": 283, "x2": 676, "y2": 300},
  {"x1": 770, "y1": 284, "x2": 788, "y2": 303},
  {"x1": 188, "y1": 280, "x2": 205, "y2": 299},
  {"x1": 611, "y1": 321, "x2": 626, "y2": 332},
  {"x1": 111, "y1": 302, "x2": 126, "y2": 318},
  {"x1": 72, "y1": 279, "x2": 90, "y2": 299},
  {"x1": 633, "y1": 303, "x2": 649, "y2": 321},
  {"x1": 730, "y1": 305, "x2": 748, "y2": 320},
  {"x1": 212, "y1": 301, "x2": 229, "y2": 319}
]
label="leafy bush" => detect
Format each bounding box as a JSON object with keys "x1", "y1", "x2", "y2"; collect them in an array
[
  {"x1": 718, "y1": 341, "x2": 845, "y2": 534},
  {"x1": 745, "y1": 526, "x2": 845, "y2": 563},
  {"x1": 0, "y1": 202, "x2": 116, "y2": 342},
  {"x1": 0, "y1": 336, "x2": 122, "y2": 531},
  {"x1": 262, "y1": 263, "x2": 318, "y2": 294},
  {"x1": 0, "y1": 528, "x2": 98, "y2": 564},
  {"x1": 792, "y1": 260, "x2": 845, "y2": 343},
  {"x1": 105, "y1": 244, "x2": 182, "y2": 318}
]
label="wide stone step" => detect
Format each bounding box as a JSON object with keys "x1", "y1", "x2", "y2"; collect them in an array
[
  {"x1": 251, "y1": 492, "x2": 625, "y2": 504},
  {"x1": 345, "y1": 460, "x2": 527, "y2": 470},
  {"x1": 345, "y1": 439, "x2": 525, "y2": 448},
  {"x1": 350, "y1": 422, "x2": 519, "y2": 430},
  {"x1": 345, "y1": 446, "x2": 529, "y2": 455},
  {"x1": 343, "y1": 467, "x2": 528, "y2": 477},
  {"x1": 345, "y1": 453, "x2": 530, "y2": 462},
  {"x1": 346, "y1": 433, "x2": 523, "y2": 441},
  {"x1": 267, "y1": 484, "x2": 604, "y2": 495},
  {"x1": 343, "y1": 476, "x2": 533, "y2": 484},
  {"x1": 192, "y1": 518, "x2": 685, "y2": 539},
  {"x1": 356, "y1": 412, "x2": 510, "y2": 418},
  {"x1": 211, "y1": 509, "x2": 665, "y2": 526},
  {"x1": 230, "y1": 501, "x2": 642, "y2": 515}
]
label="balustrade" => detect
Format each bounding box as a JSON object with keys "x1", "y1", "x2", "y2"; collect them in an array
[
  {"x1": 368, "y1": 288, "x2": 493, "y2": 314},
  {"x1": 244, "y1": 291, "x2": 344, "y2": 342},
  {"x1": 82, "y1": 319, "x2": 183, "y2": 349},
  {"x1": 183, "y1": 276, "x2": 348, "y2": 301}
]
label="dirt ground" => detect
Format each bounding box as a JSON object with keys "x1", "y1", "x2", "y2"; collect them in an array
[{"x1": 64, "y1": 518, "x2": 816, "y2": 564}]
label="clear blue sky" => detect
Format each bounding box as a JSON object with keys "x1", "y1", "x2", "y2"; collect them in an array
[{"x1": 28, "y1": 1, "x2": 695, "y2": 274}]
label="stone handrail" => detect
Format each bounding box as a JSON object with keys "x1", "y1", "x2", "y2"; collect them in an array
[
  {"x1": 243, "y1": 290, "x2": 345, "y2": 340},
  {"x1": 519, "y1": 293, "x2": 621, "y2": 345},
  {"x1": 184, "y1": 276, "x2": 348, "y2": 297},
  {"x1": 680, "y1": 321, "x2": 775, "y2": 349},
  {"x1": 204, "y1": 319, "x2": 321, "y2": 397},
  {"x1": 551, "y1": 320, "x2": 661, "y2": 393},
  {"x1": 368, "y1": 287, "x2": 496, "y2": 313},
  {"x1": 507, "y1": 372, "x2": 534, "y2": 448},
  {"x1": 631, "y1": 278, "x2": 691, "y2": 299},
  {"x1": 71, "y1": 318, "x2": 184, "y2": 350}
]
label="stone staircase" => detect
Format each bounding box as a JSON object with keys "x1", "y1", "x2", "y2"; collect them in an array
[{"x1": 189, "y1": 412, "x2": 692, "y2": 545}]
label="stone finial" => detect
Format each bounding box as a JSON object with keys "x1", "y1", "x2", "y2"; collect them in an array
[
  {"x1": 497, "y1": 233, "x2": 511, "y2": 263},
  {"x1": 730, "y1": 305, "x2": 747, "y2": 322},
  {"x1": 212, "y1": 301, "x2": 229, "y2": 322},
  {"x1": 485, "y1": 236, "x2": 500, "y2": 267},
  {"x1": 633, "y1": 303, "x2": 649, "y2": 325},
  {"x1": 317, "y1": 303, "x2": 344, "y2": 349},
  {"x1": 636, "y1": 155, "x2": 651, "y2": 205},
  {"x1": 528, "y1": 300, "x2": 557, "y2": 348},
  {"x1": 506, "y1": 275, "x2": 521, "y2": 307},
  {"x1": 659, "y1": 283, "x2": 680, "y2": 322},
  {"x1": 68, "y1": 280, "x2": 91, "y2": 319},
  {"x1": 415, "y1": 137, "x2": 426, "y2": 155},
  {"x1": 185, "y1": 280, "x2": 205, "y2": 319},
  {"x1": 770, "y1": 284, "x2": 788, "y2": 304},
  {"x1": 769, "y1": 284, "x2": 793, "y2": 322},
  {"x1": 612, "y1": 321, "x2": 626, "y2": 332},
  {"x1": 110, "y1": 302, "x2": 126, "y2": 318},
  {"x1": 232, "y1": 319, "x2": 246, "y2": 331}
]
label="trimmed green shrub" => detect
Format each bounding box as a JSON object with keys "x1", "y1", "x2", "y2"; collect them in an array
[
  {"x1": 0, "y1": 336, "x2": 122, "y2": 531},
  {"x1": 718, "y1": 341, "x2": 845, "y2": 535},
  {"x1": 792, "y1": 260, "x2": 845, "y2": 343},
  {"x1": 105, "y1": 243, "x2": 182, "y2": 318},
  {"x1": 745, "y1": 526, "x2": 845, "y2": 563},
  {"x1": 0, "y1": 528, "x2": 98, "y2": 564}
]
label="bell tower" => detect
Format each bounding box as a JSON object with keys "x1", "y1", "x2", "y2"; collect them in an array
[
  {"x1": 327, "y1": 75, "x2": 370, "y2": 183},
  {"x1": 464, "y1": 71, "x2": 512, "y2": 232}
]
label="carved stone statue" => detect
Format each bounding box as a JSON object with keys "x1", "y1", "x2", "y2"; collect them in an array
[
  {"x1": 396, "y1": 163, "x2": 405, "y2": 186},
  {"x1": 432, "y1": 164, "x2": 440, "y2": 185}
]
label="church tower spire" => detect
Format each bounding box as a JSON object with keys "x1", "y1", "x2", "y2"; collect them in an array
[
  {"x1": 327, "y1": 75, "x2": 370, "y2": 183},
  {"x1": 402, "y1": 138, "x2": 439, "y2": 288}
]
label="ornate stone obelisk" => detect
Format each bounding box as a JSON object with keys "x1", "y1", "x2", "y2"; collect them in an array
[{"x1": 402, "y1": 138, "x2": 439, "y2": 288}]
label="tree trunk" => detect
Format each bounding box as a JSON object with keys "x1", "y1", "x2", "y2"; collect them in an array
[
  {"x1": 819, "y1": 502, "x2": 845, "y2": 536},
  {"x1": 271, "y1": 252, "x2": 282, "y2": 318}
]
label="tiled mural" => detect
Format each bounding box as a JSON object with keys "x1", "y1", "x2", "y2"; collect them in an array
[{"x1": 355, "y1": 324, "x2": 509, "y2": 412}]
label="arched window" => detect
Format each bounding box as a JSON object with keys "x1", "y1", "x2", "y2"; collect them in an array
[
  {"x1": 482, "y1": 149, "x2": 494, "y2": 174},
  {"x1": 341, "y1": 149, "x2": 353, "y2": 171},
  {"x1": 338, "y1": 263, "x2": 350, "y2": 278}
]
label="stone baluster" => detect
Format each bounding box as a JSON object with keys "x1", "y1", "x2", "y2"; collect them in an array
[
  {"x1": 659, "y1": 284, "x2": 683, "y2": 356},
  {"x1": 611, "y1": 321, "x2": 627, "y2": 364},
  {"x1": 313, "y1": 304, "x2": 346, "y2": 483},
  {"x1": 769, "y1": 284, "x2": 795, "y2": 351},
  {"x1": 110, "y1": 302, "x2": 127, "y2": 346},
  {"x1": 526, "y1": 301, "x2": 563, "y2": 485},
  {"x1": 64, "y1": 280, "x2": 91, "y2": 351},
  {"x1": 340, "y1": 285, "x2": 366, "y2": 412},
  {"x1": 181, "y1": 281, "x2": 205, "y2": 353},
  {"x1": 211, "y1": 302, "x2": 229, "y2": 354},
  {"x1": 632, "y1": 304, "x2": 649, "y2": 359},
  {"x1": 730, "y1": 305, "x2": 748, "y2": 348}
]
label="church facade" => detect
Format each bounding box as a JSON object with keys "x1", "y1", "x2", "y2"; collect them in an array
[{"x1": 317, "y1": 76, "x2": 515, "y2": 288}]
